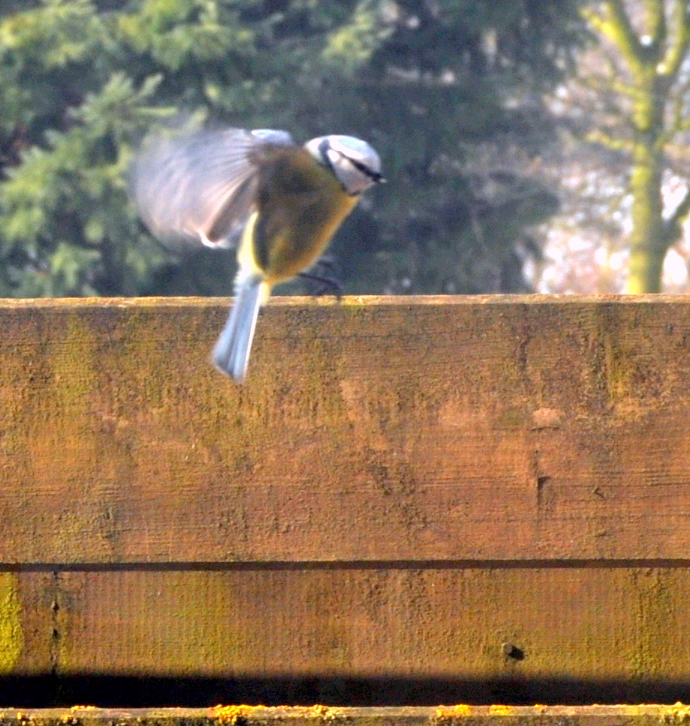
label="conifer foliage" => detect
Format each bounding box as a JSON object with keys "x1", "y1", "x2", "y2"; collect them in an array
[{"x1": 0, "y1": 1, "x2": 584, "y2": 297}]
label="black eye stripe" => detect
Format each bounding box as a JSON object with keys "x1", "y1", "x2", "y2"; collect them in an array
[
  {"x1": 332, "y1": 149, "x2": 383, "y2": 182},
  {"x1": 318, "y1": 140, "x2": 384, "y2": 184},
  {"x1": 346, "y1": 156, "x2": 384, "y2": 182}
]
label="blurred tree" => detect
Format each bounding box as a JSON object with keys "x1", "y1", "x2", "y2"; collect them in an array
[
  {"x1": 572, "y1": 0, "x2": 690, "y2": 293},
  {"x1": 0, "y1": 0, "x2": 585, "y2": 298}
]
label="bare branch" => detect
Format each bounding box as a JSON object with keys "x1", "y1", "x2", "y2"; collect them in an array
[
  {"x1": 664, "y1": 185, "x2": 690, "y2": 245},
  {"x1": 591, "y1": 0, "x2": 647, "y2": 73},
  {"x1": 643, "y1": 0, "x2": 667, "y2": 50},
  {"x1": 586, "y1": 128, "x2": 635, "y2": 153},
  {"x1": 659, "y1": 0, "x2": 690, "y2": 79},
  {"x1": 578, "y1": 70, "x2": 637, "y2": 99},
  {"x1": 660, "y1": 76, "x2": 690, "y2": 145}
]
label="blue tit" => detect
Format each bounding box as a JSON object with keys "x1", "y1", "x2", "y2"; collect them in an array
[{"x1": 133, "y1": 126, "x2": 384, "y2": 382}]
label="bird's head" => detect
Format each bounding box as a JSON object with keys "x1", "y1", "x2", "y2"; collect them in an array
[{"x1": 305, "y1": 135, "x2": 384, "y2": 195}]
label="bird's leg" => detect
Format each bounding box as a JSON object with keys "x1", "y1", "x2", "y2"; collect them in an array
[
  {"x1": 298, "y1": 256, "x2": 343, "y2": 299},
  {"x1": 298, "y1": 272, "x2": 343, "y2": 298}
]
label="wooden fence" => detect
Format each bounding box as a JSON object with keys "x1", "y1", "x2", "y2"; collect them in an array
[{"x1": 2, "y1": 295, "x2": 690, "y2": 714}]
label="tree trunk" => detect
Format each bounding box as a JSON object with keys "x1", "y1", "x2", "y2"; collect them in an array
[
  {"x1": 626, "y1": 144, "x2": 666, "y2": 293},
  {"x1": 625, "y1": 60, "x2": 668, "y2": 294},
  {"x1": 589, "y1": 1, "x2": 690, "y2": 294}
]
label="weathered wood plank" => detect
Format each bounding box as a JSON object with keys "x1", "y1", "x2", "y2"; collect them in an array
[
  {"x1": 0, "y1": 573, "x2": 54, "y2": 675},
  {"x1": 12, "y1": 568, "x2": 686, "y2": 680},
  {"x1": 3, "y1": 705, "x2": 690, "y2": 726},
  {"x1": 2, "y1": 296, "x2": 690, "y2": 563}
]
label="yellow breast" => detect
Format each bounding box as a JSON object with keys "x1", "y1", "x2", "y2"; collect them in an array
[{"x1": 243, "y1": 148, "x2": 359, "y2": 284}]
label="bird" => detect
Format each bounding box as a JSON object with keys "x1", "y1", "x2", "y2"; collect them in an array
[{"x1": 132, "y1": 126, "x2": 384, "y2": 382}]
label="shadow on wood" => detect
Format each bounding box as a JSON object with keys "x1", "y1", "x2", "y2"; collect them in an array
[{"x1": 4, "y1": 675, "x2": 690, "y2": 707}]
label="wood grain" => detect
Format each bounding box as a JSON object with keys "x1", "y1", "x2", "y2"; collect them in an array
[
  {"x1": 42, "y1": 568, "x2": 690, "y2": 679},
  {"x1": 1, "y1": 296, "x2": 690, "y2": 564}
]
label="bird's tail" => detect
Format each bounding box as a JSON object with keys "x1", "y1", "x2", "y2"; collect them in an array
[{"x1": 212, "y1": 272, "x2": 266, "y2": 382}]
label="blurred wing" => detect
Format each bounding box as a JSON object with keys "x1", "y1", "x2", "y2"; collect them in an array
[{"x1": 131, "y1": 127, "x2": 295, "y2": 248}]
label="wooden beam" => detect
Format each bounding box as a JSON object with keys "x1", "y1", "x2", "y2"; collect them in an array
[
  {"x1": 36, "y1": 568, "x2": 690, "y2": 680},
  {"x1": 2, "y1": 296, "x2": 690, "y2": 564},
  {"x1": 2, "y1": 705, "x2": 690, "y2": 726}
]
